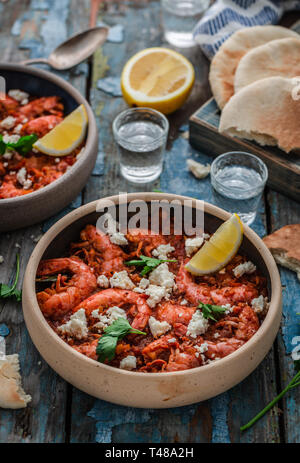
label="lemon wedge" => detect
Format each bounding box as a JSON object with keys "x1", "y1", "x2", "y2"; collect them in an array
[
  {"x1": 121, "y1": 47, "x2": 195, "y2": 114},
  {"x1": 185, "y1": 214, "x2": 243, "y2": 275},
  {"x1": 33, "y1": 104, "x2": 88, "y2": 156}
]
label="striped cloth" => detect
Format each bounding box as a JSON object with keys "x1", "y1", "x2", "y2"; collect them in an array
[{"x1": 193, "y1": 0, "x2": 300, "y2": 59}]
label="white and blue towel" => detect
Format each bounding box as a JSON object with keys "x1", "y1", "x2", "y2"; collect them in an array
[{"x1": 193, "y1": 0, "x2": 300, "y2": 59}]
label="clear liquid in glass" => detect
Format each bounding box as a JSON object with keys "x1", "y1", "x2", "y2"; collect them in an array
[
  {"x1": 116, "y1": 121, "x2": 166, "y2": 183},
  {"x1": 162, "y1": 0, "x2": 210, "y2": 48},
  {"x1": 211, "y1": 165, "x2": 265, "y2": 225}
]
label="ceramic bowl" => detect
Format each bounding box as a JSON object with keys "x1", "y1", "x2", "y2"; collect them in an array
[
  {"x1": 0, "y1": 63, "x2": 98, "y2": 232},
  {"x1": 22, "y1": 193, "x2": 282, "y2": 408}
]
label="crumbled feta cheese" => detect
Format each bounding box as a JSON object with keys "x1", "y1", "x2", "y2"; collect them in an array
[
  {"x1": 185, "y1": 236, "x2": 204, "y2": 257},
  {"x1": 16, "y1": 167, "x2": 32, "y2": 190},
  {"x1": 0, "y1": 256, "x2": 4, "y2": 264},
  {"x1": 148, "y1": 316, "x2": 171, "y2": 338},
  {"x1": 119, "y1": 355, "x2": 136, "y2": 371},
  {"x1": 178, "y1": 313, "x2": 183, "y2": 317},
  {"x1": 187, "y1": 159, "x2": 211, "y2": 179},
  {"x1": 251, "y1": 295, "x2": 269, "y2": 314},
  {"x1": 233, "y1": 261, "x2": 256, "y2": 278},
  {"x1": 110, "y1": 271, "x2": 135, "y2": 290},
  {"x1": 8, "y1": 89, "x2": 29, "y2": 102},
  {"x1": 55, "y1": 157, "x2": 60, "y2": 163},
  {"x1": 214, "y1": 332, "x2": 220, "y2": 339},
  {"x1": 93, "y1": 306, "x2": 127, "y2": 331},
  {"x1": 148, "y1": 263, "x2": 175, "y2": 290},
  {"x1": 0, "y1": 116, "x2": 16, "y2": 129},
  {"x1": 187, "y1": 310, "x2": 209, "y2": 338},
  {"x1": 13, "y1": 123, "x2": 23, "y2": 134},
  {"x1": 152, "y1": 243, "x2": 175, "y2": 260},
  {"x1": 58, "y1": 308, "x2": 88, "y2": 339},
  {"x1": 195, "y1": 342, "x2": 209, "y2": 354},
  {"x1": 3, "y1": 133, "x2": 20, "y2": 144},
  {"x1": 133, "y1": 278, "x2": 149, "y2": 293},
  {"x1": 168, "y1": 337, "x2": 177, "y2": 343},
  {"x1": 223, "y1": 303, "x2": 233, "y2": 314},
  {"x1": 3, "y1": 162, "x2": 8, "y2": 167},
  {"x1": 109, "y1": 232, "x2": 128, "y2": 246},
  {"x1": 145, "y1": 285, "x2": 166, "y2": 308},
  {"x1": 180, "y1": 299, "x2": 188, "y2": 305},
  {"x1": 21, "y1": 98, "x2": 28, "y2": 105},
  {"x1": 97, "y1": 274, "x2": 110, "y2": 288}
]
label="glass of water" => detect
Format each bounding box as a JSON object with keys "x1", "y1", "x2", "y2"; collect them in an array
[
  {"x1": 211, "y1": 152, "x2": 268, "y2": 225},
  {"x1": 161, "y1": 0, "x2": 210, "y2": 48},
  {"x1": 113, "y1": 107, "x2": 169, "y2": 184}
]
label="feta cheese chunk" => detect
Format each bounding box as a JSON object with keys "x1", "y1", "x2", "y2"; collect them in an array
[
  {"x1": 133, "y1": 278, "x2": 149, "y2": 293},
  {"x1": 152, "y1": 243, "x2": 175, "y2": 260},
  {"x1": 148, "y1": 316, "x2": 171, "y2": 338},
  {"x1": 233, "y1": 261, "x2": 256, "y2": 278},
  {"x1": 0, "y1": 116, "x2": 16, "y2": 130},
  {"x1": 187, "y1": 159, "x2": 211, "y2": 179},
  {"x1": 3, "y1": 134, "x2": 20, "y2": 144},
  {"x1": 145, "y1": 285, "x2": 166, "y2": 308},
  {"x1": 195, "y1": 342, "x2": 209, "y2": 355},
  {"x1": 8, "y1": 89, "x2": 29, "y2": 102},
  {"x1": 148, "y1": 263, "x2": 175, "y2": 290},
  {"x1": 110, "y1": 271, "x2": 135, "y2": 290},
  {"x1": 187, "y1": 310, "x2": 209, "y2": 338},
  {"x1": 120, "y1": 355, "x2": 137, "y2": 371},
  {"x1": 185, "y1": 236, "x2": 204, "y2": 257},
  {"x1": 109, "y1": 232, "x2": 128, "y2": 246},
  {"x1": 58, "y1": 309, "x2": 88, "y2": 340},
  {"x1": 97, "y1": 274, "x2": 109, "y2": 288},
  {"x1": 251, "y1": 295, "x2": 269, "y2": 314},
  {"x1": 93, "y1": 306, "x2": 127, "y2": 331},
  {"x1": 16, "y1": 167, "x2": 32, "y2": 190}
]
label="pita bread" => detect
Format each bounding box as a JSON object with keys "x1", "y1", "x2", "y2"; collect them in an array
[
  {"x1": 209, "y1": 25, "x2": 298, "y2": 109},
  {"x1": 263, "y1": 224, "x2": 300, "y2": 281},
  {"x1": 234, "y1": 38, "x2": 300, "y2": 93},
  {"x1": 219, "y1": 76, "x2": 300, "y2": 153},
  {"x1": 0, "y1": 354, "x2": 31, "y2": 409}
]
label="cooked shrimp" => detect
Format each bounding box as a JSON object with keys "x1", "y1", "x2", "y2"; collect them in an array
[
  {"x1": 210, "y1": 285, "x2": 258, "y2": 305},
  {"x1": 36, "y1": 257, "x2": 97, "y2": 318},
  {"x1": 73, "y1": 288, "x2": 152, "y2": 331},
  {"x1": 127, "y1": 228, "x2": 167, "y2": 257},
  {"x1": 166, "y1": 348, "x2": 201, "y2": 372},
  {"x1": 176, "y1": 261, "x2": 212, "y2": 305},
  {"x1": 21, "y1": 115, "x2": 63, "y2": 137},
  {"x1": 18, "y1": 96, "x2": 64, "y2": 118}
]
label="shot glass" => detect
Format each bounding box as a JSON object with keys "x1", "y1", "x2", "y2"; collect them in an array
[
  {"x1": 161, "y1": 0, "x2": 210, "y2": 48},
  {"x1": 113, "y1": 107, "x2": 169, "y2": 184},
  {"x1": 210, "y1": 152, "x2": 268, "y2": 225}
]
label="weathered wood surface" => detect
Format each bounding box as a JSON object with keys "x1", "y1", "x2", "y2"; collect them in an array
[{"x1": 0, "y1": 0, "x2": 299, "y2": 443}]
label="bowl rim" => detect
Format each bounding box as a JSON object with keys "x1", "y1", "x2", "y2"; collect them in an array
[
  {"x1": 23, "y1": 192, "x2": 282, "y2": 378},
  {"x1": 0, "y1": 62, "x2": 97, "y2": 205}
]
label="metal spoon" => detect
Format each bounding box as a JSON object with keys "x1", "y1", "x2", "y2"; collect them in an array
[{"x1": 22, "y1": 26, "x2": 108, "y2": 70}]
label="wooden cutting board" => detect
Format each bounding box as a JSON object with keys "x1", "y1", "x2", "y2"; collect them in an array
[{"x1": 189, "y1": 97, "x2": 300, "y2": 203}]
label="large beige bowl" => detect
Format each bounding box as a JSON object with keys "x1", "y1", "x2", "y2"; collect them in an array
[{"x1": 22, "y1": 193, "x2": 282, "y2": 408}]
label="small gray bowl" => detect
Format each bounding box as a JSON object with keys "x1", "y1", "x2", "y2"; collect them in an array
[{"x1": 0, "y1": 63, "x2": 98, "y2": 232}]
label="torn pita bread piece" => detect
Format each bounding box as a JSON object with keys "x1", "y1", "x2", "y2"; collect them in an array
[
  {"x1": 219, "y1": 76, "x2": 300, "y2": 153},
  {"x1": 234, "y1": 37, "x2": 300, "y2": 93},
  {"x1": 209, "y1": 25, "x2": 298, "y2": 109},
  {"x1": 263, "y1": 224, "x2": 300, "y2": 281},
  {"x1": 0, "y1": 354, "x2": 31, "y2": 409}
]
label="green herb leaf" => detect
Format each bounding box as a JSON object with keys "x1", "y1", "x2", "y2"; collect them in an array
[
  {"x1": 0, "y1": 134, "x2": 38, "y2": 156},
  {"x1": 198, "y1": 301, "x2": 226, "y2": 322},
  {"x1": 96, "y1": 318, "x2": 146, "y2": 363},
  {"x1": 240, "y1": 370, "x2": 300, "y2": 432},
  {"x1": 125, "y1": 254, "x2": 177, "y2": 276},
  {"x1": 96, "y1": 335, "x2": 118, "y2": 363},
  {"x1": 0, "y1": 254, "x2": 22, "y2": 301}
]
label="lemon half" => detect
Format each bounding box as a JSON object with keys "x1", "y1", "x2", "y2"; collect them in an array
[
  {"x1": 185, "y1": 214, "x2": 244, "y2": 275},
  {"x1": 121, "y1": 47, "x2": 195, "y2": 114},
  {"x1": 33, "y1": 104, "x2": 88, "y2": 156}
]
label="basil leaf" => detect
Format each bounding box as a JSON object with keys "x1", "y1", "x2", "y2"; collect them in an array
[
  {"x1": 125, "y1": 254, "x2": 177, "y2": 277},
  {"x1": 96, "y1": 335, "x2": 118, "y2": 362},
  {"x1": 198, "y1": 301, "x2": 226, "y2": 322}
]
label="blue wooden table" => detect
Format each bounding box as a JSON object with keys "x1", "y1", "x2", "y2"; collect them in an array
[{"x1": 0, "y1": 0, "x2": 299, "y2": 443}]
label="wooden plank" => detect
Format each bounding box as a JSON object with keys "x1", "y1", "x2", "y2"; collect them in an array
[
  {"x1": 0, "y1": 0, "x2": 89, "y2": 443},
  {"x1": 267, "y1": 191, "x2": 300, "y2": 443},
  {"x1": 69, "y1": 0, "x2": 280, "y2": 443},
  {"x1": 189, "y1": 98, "x2": 300, "y2": 204}
]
